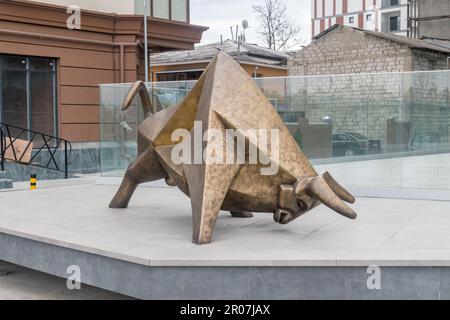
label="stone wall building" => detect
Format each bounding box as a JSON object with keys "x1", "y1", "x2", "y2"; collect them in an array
[
  {"x1": 289, "y1": 25, "x2": 449, "y2": 76},
  {"x1": 287, "y1": 25, "x2": 450, "y2": 151},
  {"x1": 410, "y1": 0, "x2": 450, "y2": 41}
]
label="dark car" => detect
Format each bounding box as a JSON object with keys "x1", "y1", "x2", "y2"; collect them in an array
[
  {"x1": 332, "y1": 133, "x2": 381, "y2": 157},
  {"x1": 409, "y1": 132, "x2": 441, "y2": 151}
]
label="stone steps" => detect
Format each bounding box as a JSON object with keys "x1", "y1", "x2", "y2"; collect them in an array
[{"x1": 0, "y1": 171, "x2": 13, "y2": 190}]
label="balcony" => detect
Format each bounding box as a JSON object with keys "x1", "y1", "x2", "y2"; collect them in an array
[
  {"x1": 381, "y1": 15, "x2": 401, "y2": 33},
  {"x1": 382, "y1": 0, "x2": 400, "y2": 8}
]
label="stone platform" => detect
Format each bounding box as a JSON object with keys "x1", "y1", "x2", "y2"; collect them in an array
[
  {"x1": 1, "y1": 182, "x2": 450, "y2": 299},
  {"x1": 0, "y1": 171, "x2": 12, "y2": 190}
]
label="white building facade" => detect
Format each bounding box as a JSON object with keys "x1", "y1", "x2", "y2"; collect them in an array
[{"x1": 312, "y1": 0, "x2": 409, "y2": 38}]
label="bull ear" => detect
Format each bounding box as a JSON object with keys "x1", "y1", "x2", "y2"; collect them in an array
[
  {"x1": 121, "y1": 81, "x2": 154, "y2": 117},
  {"x1": 306, "y1": 176, "x2": 357, "y2": 220},
  {"x1": 322, "y1": 172, "x2": 355, "y2": 204}
]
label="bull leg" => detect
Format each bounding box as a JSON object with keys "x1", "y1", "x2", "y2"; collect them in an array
[
  {"x1": 109, "y1": 149, "x2": 165, "y2": 209},
  {"x1": 109, "y1": 173, "x2": 139, "y2": 209},
  {"x1": 230, "y1": 211, "x2": 254, "y2": 218},
  {"x1": 192, "y1": 207, "x2": 220, "y2": 245}
]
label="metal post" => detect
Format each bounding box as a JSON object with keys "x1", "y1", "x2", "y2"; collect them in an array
[
  {"x1": 26, "y1": 57, "x2": 32, "y2": 140},
  {"x1": 30, "y1": 174, "x2": 37, "y2": 190},
  {"x1": 284, "y1": 77, "x2": 288, "y2": 114},
  {"x1": 144, "y1": 0, "x2": 149, "y2": 83},
  {"x1": 0, "y1": 128, "x2": 4, "y2": 172},
  {"x1": 407, "y1": 1, "x2": 410, "y2": 37},
  {"x1": 64, "y1": 140, "x2": 68, "y2": 179}
]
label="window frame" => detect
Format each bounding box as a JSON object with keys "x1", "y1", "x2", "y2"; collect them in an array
[
  {"x1": 170, "y1": 0, "x2": 188, "y2": 22},
  {"x1": 389, "y1": 15, "x2": 400, "y2": 31},
  {"x1": 144, "y1": 0, "x2": 189, "y2": 23},
  {"x1": 0, "y1": 54, "x2": 58, "y2": 137},
  {"x1": 152, "y1": 0, "x2": 170, "y2": 20},
  {"x1": 334, "y1": 134, "x2": 351, "y2": 142}
]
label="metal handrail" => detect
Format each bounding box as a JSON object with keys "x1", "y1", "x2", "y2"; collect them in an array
[{"x1": 0, "y1": 122, "x2": 72, "y2": 179}]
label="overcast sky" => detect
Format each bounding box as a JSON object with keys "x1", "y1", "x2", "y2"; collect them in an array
[{"x1": 190, "y1": 0, "x2": 312, "y2": 49}]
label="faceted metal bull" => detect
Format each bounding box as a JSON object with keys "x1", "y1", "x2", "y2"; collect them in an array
[{"x1": 110, "y1": 52, "x2": 357, "y2": 245}]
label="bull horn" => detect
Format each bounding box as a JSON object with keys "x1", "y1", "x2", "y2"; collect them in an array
[
  {"x1": 121, "y1": 81, "x2": 154, "y2": 117},
  {"x1": 307, "y1": 176, "x2": 357, "y2": 220},
  {"x1": 322, "y1": 171, "x2": 355, "y2": 204}
]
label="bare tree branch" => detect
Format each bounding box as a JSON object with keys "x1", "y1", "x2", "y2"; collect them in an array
[{"x1": 252, "y1": 0, "x2": 301, "y2": 51}]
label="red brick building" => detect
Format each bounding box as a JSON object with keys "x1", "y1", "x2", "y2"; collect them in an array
[{"x1": 0, "y1": 0, "x2": 207, "y2": 142}]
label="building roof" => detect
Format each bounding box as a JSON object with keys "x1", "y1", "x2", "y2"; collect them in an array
[
  {"x1": 150, "y1": 40, "x2": 289, "y2": 68},
  {"x1": 313, "y1": 25, "x2": 450, "y2": 54}
]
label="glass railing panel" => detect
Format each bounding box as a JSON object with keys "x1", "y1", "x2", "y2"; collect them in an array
[{"x1": 99, "y1": 71, "x2": 450, "y2": 191}]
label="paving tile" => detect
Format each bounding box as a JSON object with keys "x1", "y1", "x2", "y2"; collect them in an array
[{"x1": 0, "y1": 183, "x2": 450, "y2": 267}]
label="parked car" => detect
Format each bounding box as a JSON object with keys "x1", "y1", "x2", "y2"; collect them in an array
[
  {"x1": 367, "y1": 138, "x2": 382, "y2": 154},
  {"x1": 409, "y1": 132, "x2": 441, "y2": 151},
  {"x1": 332, "y1": 132, "x2": 381, "y2": 157}
]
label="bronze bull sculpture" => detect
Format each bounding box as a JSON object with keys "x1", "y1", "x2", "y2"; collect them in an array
[{"x1": 110, "y1": 52, "x2": 357, "y2": 245}]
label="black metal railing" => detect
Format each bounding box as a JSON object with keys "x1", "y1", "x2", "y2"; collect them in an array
[{"x1": 0, "y1": 122, "x2": 72, "y2": 179}]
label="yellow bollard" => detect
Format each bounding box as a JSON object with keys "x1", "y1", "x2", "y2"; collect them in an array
[{"x1": 30, "y1": 174, "x2": 37, "y2": 190}]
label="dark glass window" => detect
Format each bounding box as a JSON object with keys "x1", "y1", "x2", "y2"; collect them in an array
[
  {"x1": 2, "y1": 56, "x2": 27, "y2": 70},
  {"x1": 0, "y1": 55, "x2": 57, "y2": 137},
  {"x1": 390, "y1": 16, "x2": 400, "y2": 31},
  {"x1": 157, "y1": 70, "x2": 203, "y2": 82},
  {"x1": 30, "y1": 59, "x2": 56, "y2": 136},
  {"x1": 333, "y1": 134, "x2": 350, "y2": 142},
  {"x1": 382, "y1": 0, "x2": 399, "y2": 7},
  {"x1": 1, "y1": 57, "x2": 28, "y2": 130}
]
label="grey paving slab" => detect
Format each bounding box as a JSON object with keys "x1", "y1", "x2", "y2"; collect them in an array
[{"x1": 0, "y1": 183, "x2": 450, "y2": 267}]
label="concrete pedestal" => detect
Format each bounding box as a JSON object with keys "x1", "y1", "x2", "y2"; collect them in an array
[{"x1": 1, "y1": 183, "x2": 450, "y2": 299}]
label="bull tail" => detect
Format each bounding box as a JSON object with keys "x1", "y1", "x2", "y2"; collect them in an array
[{"x1": 121, "y1": 81, "x2": 154, "y2": 118}]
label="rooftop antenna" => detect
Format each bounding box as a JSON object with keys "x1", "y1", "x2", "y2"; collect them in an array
[
  {"x1": 220, "y1": 35, "x2": 223, "y2": 46},
  {"x1": 241, "y1": 20, "x2": 249, "y2": 43}
]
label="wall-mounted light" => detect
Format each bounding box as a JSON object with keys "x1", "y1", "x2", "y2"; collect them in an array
[{"x1": 253, "y1": 66, "x2": 259, "y2": 78}]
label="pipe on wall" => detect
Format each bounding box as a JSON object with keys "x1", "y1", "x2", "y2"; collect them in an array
[{"x1": 119, "y1": 44, "x2": 125, "y2": 83}]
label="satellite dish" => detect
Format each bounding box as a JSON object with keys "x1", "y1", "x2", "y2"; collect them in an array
[{"x1": 242, "y1": 20, "x2": 249, "y2": 30}]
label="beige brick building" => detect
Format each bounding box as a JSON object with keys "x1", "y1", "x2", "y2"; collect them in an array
[
  {"x1": 288, "y1": 25, "x2": 450, "y2": 76},
  {"x1": 287, "y1": 25, "x2": 450, "y2": 152}
]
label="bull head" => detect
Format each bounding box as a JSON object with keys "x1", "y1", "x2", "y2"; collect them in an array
[{"x1": 276, "y1": 172, "x2": 357, "y2": 224}]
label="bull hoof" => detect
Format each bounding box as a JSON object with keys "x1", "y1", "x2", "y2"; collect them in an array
[
  {"x1": 109, "y1": 197, "x2": 129, "y2": 209},
  {"x1": 230, "y1": 211, "x2": 254, "y2": 218}
]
